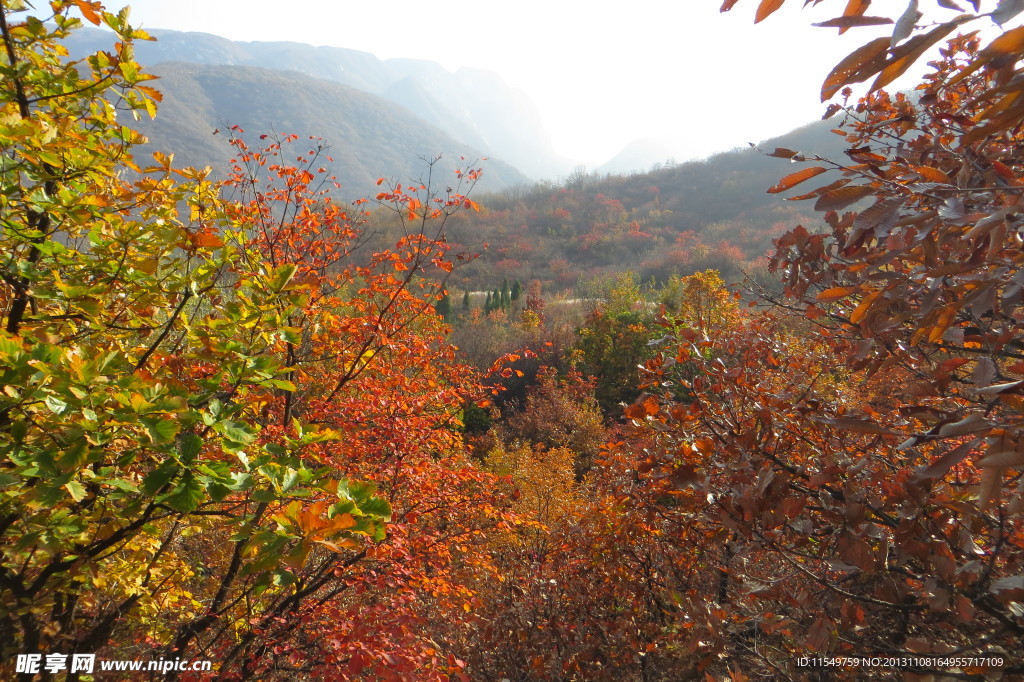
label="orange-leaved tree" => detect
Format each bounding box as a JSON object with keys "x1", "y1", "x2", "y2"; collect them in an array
[{"x1": 175, "y1": 131, "x2": 514, "y2": 680}]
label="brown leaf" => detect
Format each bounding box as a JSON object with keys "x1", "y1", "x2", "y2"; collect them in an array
[
  {"x1": 765, "y1": 147, "x2": 800, "y2": 159},
  {"x1": 806, "y1": 615, "x2": 834, "y2": 651},
  {"x1": 912, "y1": 439, "x2": 979, "y2": 483},
  {"x1": 977, "y1": 436, "x2": 1024, "y2": 468},
  {"x1": 813, "y1": 16, "x2": 894, "y2": 28},
  {"x1": 839, "y1": 533, "x2": 875, "y2": 571},
  {"x1": 973, "y1": 357, "x2": 997, "y2": 389},
  {"x1": 767, "y1": 166, "x2": 828, "y2": 194},
  {"x1": 979, "y1": 467, "x2": 1002, "y2": 510},
  {"x1": 786, "y1": 177, "x2": 850, "y2": 201},
  {"x1": 851, "y1": 198, "x2": 903, "y2": 236},
  {"x1": 937, "y1": 413, "x2": 989, "y2": 437},
  {"x1": 979, "y1": 380, "x2": 1024, "y2": 396},
  {"x1": 814, "y1": 185, "x2": 874, "y2": 211},
  {"x1": 813, "y1": 415, "x2": 896, "y2": 434},
  {"x1": 989, "y1": 575, "x2": 1024, "y2": 603},
  {"x1": 848, "y1": 289, "x2": 881, "y2": 324},
  {"x1": 912, "y1": 165, "x2": 953, "y2": 184},
  {"x1": 986, "y1": 24, "x2": 1024, "y2": 56}
]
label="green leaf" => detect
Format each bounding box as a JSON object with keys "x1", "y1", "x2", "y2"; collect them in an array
[
  {"x1": 161, "y1": 472, "x2": 204, "y2": 512},
  {"x1": 64, "y1": 480, "x2": 87, "y2": 502},
  {"x1": 141, "y1": 416, "x2": 179, "y2": 444},
  {"x1": 142, "y1": 459, "x2": 179, "y2": 495},
  {"x1": 178, "y1": 433, "x2": 202, "y2": 464},
  {"x1": 216, "y1": 420, "x2": 257, "y2": 446},
  {"x1": 45, "y1": 395, "x2": 69, "y2": 415},
  {"x1": 269, "y1": 263, "x2": 297, "y2": 293},
  {"x1": 358, "y1": 496, "x2": 393, "y2": 522}
]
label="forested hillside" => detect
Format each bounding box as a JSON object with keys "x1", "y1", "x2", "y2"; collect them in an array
[
  {"x1": 2, "y1": 2, "x2": 1023, "y2": 681},
  {"x1": 442, "y1": 118, "x2": 848, "y2": 290}
]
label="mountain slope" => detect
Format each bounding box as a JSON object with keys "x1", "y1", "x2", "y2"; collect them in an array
[
  {"x1": 442, "y1": 119, "x2": 854, "y2": 290},
  {"x1": 129, "y1": 62, "x2": 528, "y2": 197},
  {"x1": 65, "y1": 27, "x2": 570, "y2": 179}
]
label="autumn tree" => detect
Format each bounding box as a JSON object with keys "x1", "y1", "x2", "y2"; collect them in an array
[
  {"x1": 584, "y1": 2, "x2": 1024, "y2": 677},
  {"x1": 0, "y1": 4, "x2": 516, "y2": 680},
  {"x1": 572, "y1": 272, "x2": 660, "y2": 417},
  {"x1": 0, "y1": 3, "x2": 390, "y2": 675}
]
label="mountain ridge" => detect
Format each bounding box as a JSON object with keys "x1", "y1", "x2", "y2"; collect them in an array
[
  {"x1": 64, "y1": 26, "x2": 572, "y2": 179},
  {"x1": 129, "y1": 61, "x2": 529, "y2": 197}
]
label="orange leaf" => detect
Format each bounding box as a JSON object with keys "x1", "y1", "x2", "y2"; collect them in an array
[
  {"x1": 993, "y1": 161, "x2": 1019, "y2": 184},
  {"x1": 821, "y1": 37, "x2": 890, "y2": 101},
  {"x1": 192, "y1": 230, "x2": 223, "y2": 249},
  {"x1": 987, "y1": 24, "x2": 1024, "y2": 57},
  {"x1": 817, "y1": 285, "x2": 858, "y2": 302},
  {"x1": 842, "y1": 0, "x2": 870, "y2": 19},
  {"x1": 871, "y1": 21, "x2": 962, "y2": 93},
  {"x1": 73, "y1": 0, "x2": 103, "y2": 25},
  {"x1": 911, "y1": 165, "x2": 952, "y2": 184},
  {"x1": 754, "y1": 0, "x2": 784, "y2": 23},
  {"x1": 848, "y1": 289, "x2": 881, "y2": 324},
  {"x1": 767, "y1": 166, "x2": 828, "y2": 194}
]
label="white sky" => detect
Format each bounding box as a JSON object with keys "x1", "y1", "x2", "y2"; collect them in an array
[{"x1": 100, "y1": 0, "x2": 976, "y2": 165}]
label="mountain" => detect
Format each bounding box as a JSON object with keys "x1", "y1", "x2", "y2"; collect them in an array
[
  {"x1": 64, "y1": 27, "x2": 571, "y2": 180},
  {"x1": 596, "y1": 137, "x2": 695, "y2": 175},
  {"x1": 126, "y1": 62, "x2": 528, "y2": 197},
  {"x1": 442, "y1": 118, "x2": 854, "y2": 291}
]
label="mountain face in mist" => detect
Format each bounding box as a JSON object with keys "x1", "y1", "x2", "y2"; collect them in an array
[
  {"x1": 598, "y1": 118, "x2": 851, "y2": 176},
  {"x1": 597, "y1": 137, "x2": 694, "y2": 175},
  {"x1": 126, "y1": 62, "x2": 529, "y2": 197},
  {"x1": 64, "y1": 27, "x2": 571, "y2": 180}
]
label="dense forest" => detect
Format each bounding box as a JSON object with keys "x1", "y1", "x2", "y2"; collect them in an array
[{"x1": 2, "y1": 1, "x2": 1024, "y2": 681}]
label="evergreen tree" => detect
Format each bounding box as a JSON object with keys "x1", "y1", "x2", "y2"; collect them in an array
[{"x1": 435, "y1": 293, "x2": 452, "y2": 321}]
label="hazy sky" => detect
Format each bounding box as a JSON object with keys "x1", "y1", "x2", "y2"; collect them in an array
[{"x1": 106, "y1": 1, "x2": 956, "y2": 165}]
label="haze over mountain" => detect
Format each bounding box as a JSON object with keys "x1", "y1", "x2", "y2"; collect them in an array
[
  {"x1": 64, "y1": 27, "x2": 572, "y2": 181},
  {"x1": 125, "y1": 62, "x2": 528, "y2": 196}
]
